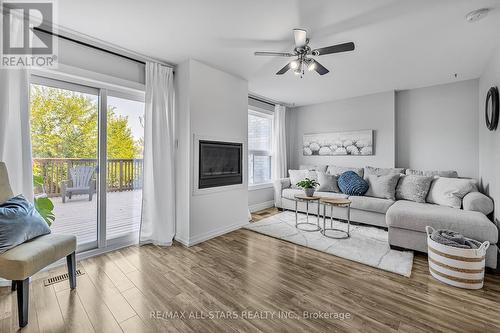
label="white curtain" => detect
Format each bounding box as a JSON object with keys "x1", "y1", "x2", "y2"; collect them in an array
[
  {"x1": 0, "y1": 13, "x2": 33, "y2": 201},
  {"x1": 140, "y1": 62, "x2": 176, "y2": 246},
  {"x1": 272, "y1": 104, "x2": 287, "y2": 180}
]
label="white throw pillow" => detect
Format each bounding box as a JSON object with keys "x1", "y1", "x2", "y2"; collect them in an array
[
  {"x1": 426, "y1": 177, "x2": 477, "y2": 208},
  {"x1": 288, "y1": 169, "x2": 316, "y2": 188}
]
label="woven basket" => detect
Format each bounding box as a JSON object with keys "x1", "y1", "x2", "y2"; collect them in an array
[{"x1": 426, "y1": 226, "x2": 489, "y2": 290}]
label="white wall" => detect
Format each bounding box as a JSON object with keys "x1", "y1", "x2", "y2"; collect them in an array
[
  {"x1": 289, "y1": 91, "x2": 396, "y2": 169},
  {"x1": 478, "y1": 46, "x2": 500, "y2": 222},
  {"x1": 39, "y1": 30, "x2": 145, "y2": 85},
  {"x1": 396, "y1": 80, "x2": 479, "y2": 178},
  {"x1": 175, "y1": 59, "x2": 249, "y2": 245}
]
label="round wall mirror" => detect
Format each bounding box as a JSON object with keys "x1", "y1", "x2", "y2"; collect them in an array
[{"x1": 485, "y1": 86, "x2": 499, "y2": 131}]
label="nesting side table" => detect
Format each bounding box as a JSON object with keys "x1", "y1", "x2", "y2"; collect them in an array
[
  {"x1": 293, "y1": 195, "x2": 321, "y2": 232},
  {"x1": 320, "y1": 198, "x2": 352, "y2": 239}
]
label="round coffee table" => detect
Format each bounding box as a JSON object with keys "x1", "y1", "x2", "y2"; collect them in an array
[
  {"x1": 320, "y1": 198, "x2": 352, "y2": 239},
  {"x1": 294, "y1": 194, "x2": 321, "y2": 232}
]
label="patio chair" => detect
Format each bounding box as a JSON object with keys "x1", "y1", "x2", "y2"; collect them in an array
[{"x1": 60, "y1": 166, "x2": 96, "y2": 203}]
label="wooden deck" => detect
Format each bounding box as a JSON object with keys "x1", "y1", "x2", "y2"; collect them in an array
[{"x1": 50, "y1": 190, "x2": 142, "y2": 244}]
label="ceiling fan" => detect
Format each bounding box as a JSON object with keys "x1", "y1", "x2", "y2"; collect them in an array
[{"x1": 254, "y1": 29, "x2": 355, "y2": 77}]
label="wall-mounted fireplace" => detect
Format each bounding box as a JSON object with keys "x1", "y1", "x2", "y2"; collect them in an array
[{"x1": 198, "y1": 140, "x2": 243, "y2": 189}]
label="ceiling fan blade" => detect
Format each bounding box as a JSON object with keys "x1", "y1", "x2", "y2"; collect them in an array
[
  {"x1": 313, "y1": 42, "x2": 355, "y2": 56},
  {"x1": 254, "y1": 51, "x2": 294, "y2": 57},
  {"x1": 276, "y1": 63, "x2": 292, "y2": 75},
  {"x1": 311, "y1": 59, "x2": 329, "y2": 75},
  {"x1": 293, "y1": 29, "x2": 307, "y2": 48}
]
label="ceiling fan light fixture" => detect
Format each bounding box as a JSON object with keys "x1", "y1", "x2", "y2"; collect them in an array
[
  {"x1": 307, "y1": 60, "x2": 316, "y2": 71},
  {"x1": 290, "y1": 60, "x2": 299, "y2": 69}
]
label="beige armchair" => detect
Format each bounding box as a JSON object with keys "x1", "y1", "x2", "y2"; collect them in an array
[{"x1": 0, "y1": 162, "x2": 77, "y2": 328}]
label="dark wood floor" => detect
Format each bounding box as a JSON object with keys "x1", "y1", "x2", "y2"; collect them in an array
[{"x1": 1, "y1": 209, "x2": 500, "y2": 332}]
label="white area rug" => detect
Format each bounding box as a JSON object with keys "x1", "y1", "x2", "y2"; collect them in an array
[{"x1": 245, "y1": 211, "x2": 414, "y2": 277}]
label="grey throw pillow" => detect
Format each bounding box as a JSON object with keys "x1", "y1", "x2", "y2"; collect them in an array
[
  {"x1": 426, "y1": 177, "x2": 477, "y2": 208},
  {"x1": 364, "y1": 174, "x2": 400, "y2": 200},
  {"x1": 405, "y1": 169, "x2": 458, "y2": 178},
  {"x1": 0, "y1": 195, "x2": 51, "y2": 254},
  {"x1": 316, "y1": 172, "x2": 340, "y2": 193},
  {"x1": 396, "y1": 175, "x2": 433, "y2": 203},
  {"x1": 364, "y1": 166, "x2": 404, "y2": 176}
]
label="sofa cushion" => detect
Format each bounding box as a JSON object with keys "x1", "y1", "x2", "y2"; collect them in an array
[
  {"x1": 338, "y1": 171, "x2": 369, "y2": 196},
  {"x1": 462, "y1": 192, "x2": 494, "y2": 215},
  {"x1": 364, "y1": 174, "x2": 400, "y2": 200},
  {"x1": 396, "y1": 174, "x2": 433, "y2": 203},
  {"x1": 299, "y1": 164, "x2": 327, "y2": 173},
  {"x1": 364, "y1": 166, "x2": 404, "y2": 176},
  {"x1": 281, "y1": 188, "x2": 348, "y2": 200},
  {"x1": 326, "y1": 165, "x2": 364, "y2": 177},
  {"x1": 426, "y1": 177, "x2": 477, "y2": 208},
  {"x1": 386, "y1": 200, "x2": 498, "y2": 244},
  {"x1": 348, "y1": 196, "x2": 395, "y2": 214},
  {"x1": 405, "y1": 169, "x2": 458, "y2": 178},
  {"x1": 316, "y1": 172, "x2": 340, "y2": 193}
]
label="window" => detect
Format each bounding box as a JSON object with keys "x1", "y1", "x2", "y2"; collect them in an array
[{"x1": 248, "y1": 110, "x2": 273, "y2": 185}]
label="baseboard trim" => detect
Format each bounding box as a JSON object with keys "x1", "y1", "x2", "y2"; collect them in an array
[
  {"x1": 249, "y1": 200, "x2": 275, "y2": 213},
  {"x1": 175, "y1": 220, "x2": 250, "y2": 247}
]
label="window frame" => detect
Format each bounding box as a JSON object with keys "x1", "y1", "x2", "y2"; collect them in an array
[{"x1": 248, "y1": 107, "x2": 274, "y2": 189}]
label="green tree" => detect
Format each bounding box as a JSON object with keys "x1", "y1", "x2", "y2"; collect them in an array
[{"x1": 30, "y1": 85, "x2": 139, "y2": 159}]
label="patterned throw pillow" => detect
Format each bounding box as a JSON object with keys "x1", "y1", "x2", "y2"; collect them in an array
[
  {"x1": 338, "y1": 171, "x2": 369, "y2": 196},
  {"x1": 396, "y1": 175, "x2": 433, "y2": 203},
  {"x1": 405, "y1": 169, "x2": 458, "y2": 178},
  {"x1": 316, "y1": 172, "x2": 340, "y2": 193}
]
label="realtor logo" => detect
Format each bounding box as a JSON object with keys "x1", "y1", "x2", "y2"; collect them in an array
[{"x1": 1, "y1": 0, "x2": 57, "y2": 67}]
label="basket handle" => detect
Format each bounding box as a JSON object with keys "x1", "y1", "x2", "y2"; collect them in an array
[
  {"x1": 478, "y1": 241, "x2": 490, "y2": 255},
  {"x1": 425, "y1": 226, "x2": 435, "y2": 237}
]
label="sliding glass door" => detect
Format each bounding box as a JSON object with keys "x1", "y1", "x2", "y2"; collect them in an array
[
  {"x1": 30, "y1": 76, "x2": 145, "y2": 251},
  {"x1": 106, "y1": 93, "x2": 144, "y2": 242},
  {"x1": 30, "y1": 78, "x2": 100, "y2": 251}
]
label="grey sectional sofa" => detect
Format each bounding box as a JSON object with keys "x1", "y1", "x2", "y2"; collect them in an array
[{"x1": 274, "y1": 165, "x2": 498, "y2": 269}]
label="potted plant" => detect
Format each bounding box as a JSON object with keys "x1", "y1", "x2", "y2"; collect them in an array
[{"x1": 296, "y1": 178, "x2": 319, "y2": 197}]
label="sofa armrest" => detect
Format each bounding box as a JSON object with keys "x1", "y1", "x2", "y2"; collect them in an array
[
  {"x1": 273, "y1": 178, "x2": 291, "y2": 208},
  {"x1": 463, "y1": 192, "x2": 494, "y2": 216}
]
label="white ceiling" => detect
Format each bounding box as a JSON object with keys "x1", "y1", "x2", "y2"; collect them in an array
[{"x1": 57, "y1": 0, "x2": 500, "y2": 106}]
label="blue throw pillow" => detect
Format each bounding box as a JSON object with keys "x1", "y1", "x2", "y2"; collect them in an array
[
  {"x1": 0, "y1": 195, "x2": 51, "y2": 254},
  {"x1": 338, "y1": 171, "x2": 369, "y2": 196}
]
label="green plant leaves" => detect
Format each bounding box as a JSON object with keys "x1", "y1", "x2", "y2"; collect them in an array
[
  {"x1": 34, "y1": 197, "x2": 55, "y2": 226},
  {"x1": 296, "y1": 177, "x2": 319, "y2": 189}
]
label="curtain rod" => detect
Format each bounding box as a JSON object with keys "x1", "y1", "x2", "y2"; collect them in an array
[
  {"x1": 34, "y1": 27, "x2": 175, "y2": 69},
  {"x1": 249, "y1": 95, "x2": 275, "y2": 107},
  {"x1": 249, "y1": 93, "x2": 294, "y2": 108}
]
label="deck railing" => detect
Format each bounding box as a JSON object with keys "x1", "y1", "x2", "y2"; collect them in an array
[{"x1": 33, "y1": 158, "x2": 144, "y2": 197}]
